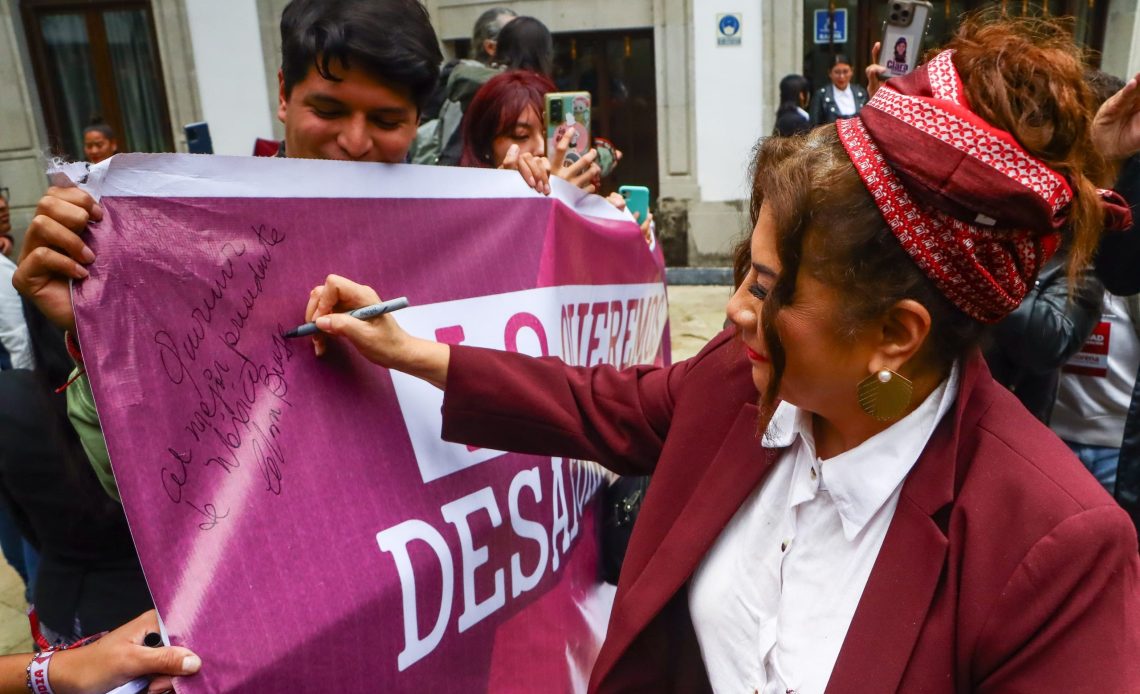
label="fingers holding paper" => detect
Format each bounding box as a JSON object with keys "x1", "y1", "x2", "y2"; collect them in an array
[{"x1": 12, "y1": 186, "x2": 102, "y2": 332}]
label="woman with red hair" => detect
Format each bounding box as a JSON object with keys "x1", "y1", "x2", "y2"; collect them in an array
[
  {"x1": 460, "y1": 70, "x2": 652, "y2": 238},
  {"x1": 460, "y1": 70, "x2": 600, "y2": 192}
]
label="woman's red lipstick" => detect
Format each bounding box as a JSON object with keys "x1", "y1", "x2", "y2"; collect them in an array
[{"x1": 745, "y1": 345, "x2": 769, "y2": 363}]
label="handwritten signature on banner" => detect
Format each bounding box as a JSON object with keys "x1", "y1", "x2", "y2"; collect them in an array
[{"x1": 153, "y1": 224, "x2": 292, "y2": 530}]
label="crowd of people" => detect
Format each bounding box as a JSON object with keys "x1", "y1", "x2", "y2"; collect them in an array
[{"x1": 0, "y1": 0, "x2": 1139, "y2": 691}]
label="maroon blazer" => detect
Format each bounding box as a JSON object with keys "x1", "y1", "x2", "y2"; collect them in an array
[{"x1": 442, "y1": 329, "x2": 1140, "y2": 693}]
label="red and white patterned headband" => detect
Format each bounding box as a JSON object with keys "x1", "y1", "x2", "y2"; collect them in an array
[{"x1": 837, "y1": 50, "x2": 1068, "y2": 324}]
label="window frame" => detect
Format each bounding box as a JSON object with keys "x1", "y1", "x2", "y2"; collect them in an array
[{"x1": 20, "y1": 0, "x2": 175, "y2": 158}]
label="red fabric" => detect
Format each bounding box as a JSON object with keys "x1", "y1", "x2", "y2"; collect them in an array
[
  {"x1": 1100, "y1": 188, "x2": 1135, "y2": 232},
  {"x1": 252, "y1": 138, "x2": 280, "y2": 157},
  {"x1": 441, "y1": 329, "x2": 1140, "y2": 693},
  {"x1": 840, "y1": 50, "x2": 1070, "y2": 324}
]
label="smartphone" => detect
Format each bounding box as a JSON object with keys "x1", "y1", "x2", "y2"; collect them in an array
[
  {"x1": 619, "y1": 186, "x2": 650, "y2": 223},
  {"x1": 545, "y1": 92, "x2": 591, "y2": 165},
  {"x1": 879, "y1": 1, "x2": 932, "y2": 78},
  {"x1": 184, "y1": 122, "x2": 214, "y2": 155}
]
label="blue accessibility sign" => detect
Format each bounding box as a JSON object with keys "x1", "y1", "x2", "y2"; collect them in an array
[
  {"x1": 717, "y1": 13, "x2": 742, "y2": 46},
  {"x1": 814, "y1": 8, "x2": 847, "y2": 44}
]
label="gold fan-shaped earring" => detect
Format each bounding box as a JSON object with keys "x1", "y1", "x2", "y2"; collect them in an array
[{"x1": 857, "y1": 368, "x2": 913, "y2": 421}]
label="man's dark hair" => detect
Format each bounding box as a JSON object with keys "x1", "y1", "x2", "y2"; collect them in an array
[
  {"x1": 494, "y1": 16, "x2": 553, "y2": 77},
  {"x1": 84, "y1": 120, "x2": 116, "y2": 140},
  {"x1": 280, "y1": 0, "x2": 443, "y2": 110},
  {"x1": 1085, "y1": 68, "x2": 1126, "y2": 108},
  {"x1": 471, "y1": 7, "x2": 517, "y2": 64}
]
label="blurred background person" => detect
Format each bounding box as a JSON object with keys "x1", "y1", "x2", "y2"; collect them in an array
[
  {"x1": 493, "y1": 16, "x2": 553, "y2": 78},
  {"x1": 0, "y1": 299, "x2": 154, "y2": 648},
  {"x1": 1050, "y1": 291, "x2": 1140, "y2": 495},
  {"x1": 983, "y1": 69, "x2": 1122, "y2": 425},
  {"x1": 471, "y1": 6, "x2": 516, "y2": 67},
  {"x1": 983, "y1": 253, "x2": 1104, "y2": 423},
  {"x1": 0, "y1": 246, "x2": 36, "y2": 603},
  {"x1": 774, "y1": 74, "x2": 811, "y2": 137},
  {"x1": 82, "y1": 123, "x2": 117, "y2": 164},
  {"x1": 1088, "y1": 67, "x2": 1140, "y2": 517},
  {"x1": 412, "y1": 7, "x2": 516, "y2": 166},
  {"x1": 810, "y1": 54, "x2": 867, "y2": 126}
]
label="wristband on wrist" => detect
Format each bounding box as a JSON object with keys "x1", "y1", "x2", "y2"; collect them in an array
[{"x1": 26, "y1": 649, "x2": 55, "y2": 694}]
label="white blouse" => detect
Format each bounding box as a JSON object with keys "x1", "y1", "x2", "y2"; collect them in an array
[
  {"x1": 833, "y1": 85, "x2": 857, "y2": 116},
  {"x1": 689, "y1": 365, "x2": 959, "y2": 694}
]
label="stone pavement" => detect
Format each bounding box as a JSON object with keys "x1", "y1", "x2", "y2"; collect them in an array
[
  {"x1": 667, "y1": 284, "x2": 733, "y2": 360},
  {"x1": 0, "y1": 282, "x2": 732, "y2": 657}
]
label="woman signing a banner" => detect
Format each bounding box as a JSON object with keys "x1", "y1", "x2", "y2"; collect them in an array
[{"x1": 305, "y1": 16, "x2": 1140, "y2": 693}]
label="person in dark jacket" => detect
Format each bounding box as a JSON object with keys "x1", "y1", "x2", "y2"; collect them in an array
[
  {"x1": 0, "y1": 301, "x2": 152, "y2": 646},
  {"x1": 774, "y1": 74, "x2": 811, "y2": 137},
  {"x1": 809, "y1": 54, "x2": 868, "y2": 125},
  {"x1": 984, "y1": 254, "x2": 1104, "y2": 422}
]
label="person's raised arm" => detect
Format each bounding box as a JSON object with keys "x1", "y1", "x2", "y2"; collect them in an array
[
  {"x1": 1092, "y1": 72, "x2": 1140, "y2": 161},
  {"x1": 866, "y1": 41, "x2": 889, "y2": 98},
  {"x1": 305, "y1": 274, "x2": 450, "y2": 388},
  {"x1": 301, "y1": 274, "x2": 700, "y2": 475},
  {"x1": 1092, "y1": 74, "x2": 1140, "y2": 296},
  {"x1": 12, "y1": 187, "x2": 101, "y2": 332}
]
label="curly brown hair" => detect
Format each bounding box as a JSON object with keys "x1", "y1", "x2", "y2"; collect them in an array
[{"x1": 741, "y1": 15, "x2": 1105, "y2": 412}]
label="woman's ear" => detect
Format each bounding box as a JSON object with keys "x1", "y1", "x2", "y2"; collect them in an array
[{"x1": 870, "y1": 299, "x2": 932, "y2": 372}]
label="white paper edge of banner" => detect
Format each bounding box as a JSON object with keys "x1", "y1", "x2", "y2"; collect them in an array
[{"x1": 49, "y1": 153, "x2": 632, "y2": 223}]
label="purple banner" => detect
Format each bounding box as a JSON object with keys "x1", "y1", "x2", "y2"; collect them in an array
[{"x1": 70, "y1": 155, "x2": 668, "y2": 692}]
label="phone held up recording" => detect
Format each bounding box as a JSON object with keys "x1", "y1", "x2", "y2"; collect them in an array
[
  {"x1": 879, "y1": 1, "x2": 932, "y2": 78},
  {"x1": 545, "y1": 92, "x2": 592, "y2": 165},
  {"x1": 619, "y1": 186, "x2": 650, "y2": 224}
]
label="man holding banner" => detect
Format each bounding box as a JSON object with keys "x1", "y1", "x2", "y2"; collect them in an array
[{"x1": 11, "y1": 0, "x2": 667, "y2": 692}]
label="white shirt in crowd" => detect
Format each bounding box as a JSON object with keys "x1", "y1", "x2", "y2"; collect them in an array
[
  {"x1": 832, "y1": 85, "x2": 857, "y2": 116},
  {"x1": 689, "y1": 364, "x2": 960, "y2": 694},
  {"x1": 0, "y1": 254, "x2": 34, "y2": 370},
  {"x1": 1052, "y1": 292, "x2": 1140, "y2": 447}
]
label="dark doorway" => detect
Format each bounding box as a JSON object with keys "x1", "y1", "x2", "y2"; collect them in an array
[
  {"x1": 21, "y1": 0, "x2": 174, "y2": 160},
  {"x1": 550, "y1": 30, "x2": 659, "y2": 200}
]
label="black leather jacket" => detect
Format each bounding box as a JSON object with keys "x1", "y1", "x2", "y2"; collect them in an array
[
  {"x1": 809, "y1": 83, "x2": 868, "y2": 126},
  {"x1": 985, "y1": 255, "x2": 1104, "y2": 423},
  {"x1": 1096, "y1": 155, "x2": 1140, "y2": 528}
]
